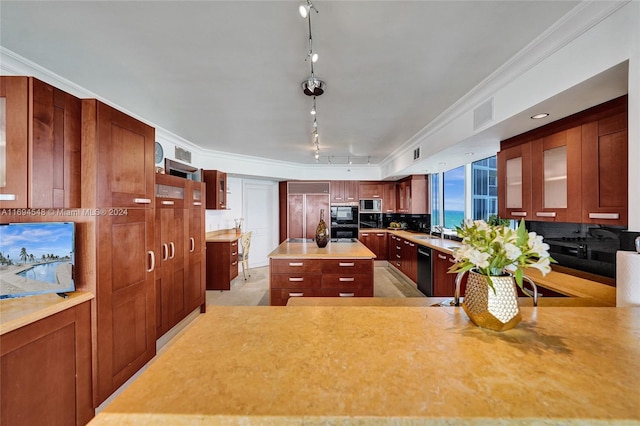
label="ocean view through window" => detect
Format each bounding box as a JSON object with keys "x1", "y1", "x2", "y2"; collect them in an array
[{"x1": 444, "y1": 166, "x2": 465, "y2": 229}]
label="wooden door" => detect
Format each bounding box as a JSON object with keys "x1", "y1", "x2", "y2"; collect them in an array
[
  {"x1": 82, "y1": 99, "x2": 155, "y2": 208},
  {"x1": 287, "y1": 194, "x2": 304, "y2": 239},
  {"x1": 185, "y1": 181, "x2": 205, "y2": 313},
  {"x1": 497, "y1": 142, "x2": 532, "y2": 220},
  {"x1": 330, "y1": 181, "x2": 345, "y2": 203},
  {"x1": 0, "y1": 76, "x2": 28, "y2": 208},
  {"x1": 382, "y1": 182, "x2": 396, "y2": 213},
  {"x1": 531, "y1": 127, "x2": 582, "y2": 222},
  {"x1": 343, "y1": 180, "x2": 359, "y2": 202},
  {"x1": 581, "y1": 114, "x2": 628, "y2": 225},
  {"x1": 95, "y1": 209, "x2": 156, "y2": 405}
]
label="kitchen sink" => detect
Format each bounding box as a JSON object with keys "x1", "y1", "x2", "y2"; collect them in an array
[{"x1": 413, "y1": 236, "x2": 440, "y2": 240}]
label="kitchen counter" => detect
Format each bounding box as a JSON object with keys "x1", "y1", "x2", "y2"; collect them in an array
[
  {"x1": 364, "y1": 229, "x2": 617, "y2": 306},
  {"x1": 205, "y1": 229, "x2": 241, "y2": 242},
  {"x1": 268, "y1": 238, "x2": 375, "y2": 259},
  {"x1": 0, "y1": 291, "x2": 94, "y2": 335},
  {"x1": 286, "y1": 296, "x2": 613, "y2": 307},
  {"x1": 90, "y1": 305, "x2": 640, "y2": 424}
]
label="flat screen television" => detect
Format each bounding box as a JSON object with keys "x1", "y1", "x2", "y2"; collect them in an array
[{"x1": 0, "y1": 222, "x2": 75, "y2": 299}]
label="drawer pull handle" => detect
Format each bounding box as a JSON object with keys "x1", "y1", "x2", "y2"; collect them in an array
[
  {"x1": 438, "y1": 254, "x2": 446, "y2": 260},
  {"x1": 148, "y1": 250, "x2": 155, "y2": 272},
  {"x1": 449, "y1": 258, "x2": 456, "y2": 264},
  {"x1": 193, "y1": 201, "x2": 202, "y2": 206},
  {"x1": 0, "y1": 194, "x2": 16, "y2": 201},
  {"x1": 289, "y1": 277, "x2": 304, "y2": 282},
  {"x1": 161, "y1": 200, "x2": 174, "y2": 206},
  {"x1": 404, "y1": 241, "x2": 409, "y2": 244},
  {"x1": 232, "y1": 251, "x2": 237, "y2": 256},
  {"x1": 511, "y1": 211, "x2": 527, "y2": 217},
  {"x1": 339, "y1": 277, "x2": 355, "y2": 282},
  {"x1": 396, "y1": 246, "x2": 401, "y2": 250},
  {"x1": 376, "y1": 233, "x2": 385, "y2": 236},
  {"x1": 232, "y1": 242, "x2": 238, "y2": 246},
  {"x1": 589, "y1": 212, "x2": 619, "y2": 220},
  {"x1": 339, "y1": 292, "x2": 355, "y2": 297},
  {"x1": 536, "y1": 212, "x2": 556, "y2": 217},
  {"x1": 232, "y1": 261, "x2": 237, "y2": 266},
  {"x1": 361, "y1": 233, "x2": 369, "y2": 237},
  {"x1": 339, "y1": 262, "x2": 355, "y2": 267},
  {"x1": 289, "y1": 262, "x2": 304, "y2": 267},
  {"x1": 134, "y1": 198, "x2": 152, "y2": 204},
  {"x1": 289, "y1": 292, "x2": 304, "y2": 297}
]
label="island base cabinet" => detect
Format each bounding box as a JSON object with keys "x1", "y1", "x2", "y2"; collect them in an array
[{"x1": 0, "y1": 300, "x2": 93, "y2": 426}]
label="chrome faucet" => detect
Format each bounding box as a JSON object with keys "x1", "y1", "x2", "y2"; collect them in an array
[{"x1": 454, "y1": 271, "x2": 466, "y2": 306}]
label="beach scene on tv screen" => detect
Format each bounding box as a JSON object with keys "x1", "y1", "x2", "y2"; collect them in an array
[{"x1": 0, "y1": 222, "x2": 75, "y2": 299}]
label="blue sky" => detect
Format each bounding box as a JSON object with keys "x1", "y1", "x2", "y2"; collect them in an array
[
  {"x1": 444, "y1": 166, "x2": 465, "y2": 211},
  {"x1": 0, "y1": 222, "x2": 74, "y2": 261}
]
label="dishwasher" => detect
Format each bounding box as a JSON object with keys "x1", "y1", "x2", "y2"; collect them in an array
[{"x1": 417, "y1": 246, "x2": 433, "y2": 296}]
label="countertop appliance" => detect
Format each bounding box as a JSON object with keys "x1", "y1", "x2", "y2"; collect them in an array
[
  {"x1": 360, "y1": 199, "x2": 381, "y2": 213},
  {"x1": 330, "y1": 205, "x2": 359, "y2": 239},
  {"x1": 417, "y1": 246, "x2": 432, "y2": 296}
]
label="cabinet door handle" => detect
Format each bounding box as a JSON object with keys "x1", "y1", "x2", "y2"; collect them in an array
[
  {"x1": 161, "y1": 200, "x2": 174, "y2": 206},
  {"x1": 589, "y1": 212, "x2": 619, "y2": 220},
  {"x1": 536, "y1": 212, "x2": 556, "y2": 217},
  {"x1": 289, "y1": 292, "x2": 304, "y2": 297},
  {"x1": 438, "y1": 254, "x2": 447, "y2": 260},
  {"x1": 288, "y1": 262, "x2": 304, "y2": 267},
  {"x1": 162, "y1": 243, "x2": 169, "y2": 261},
  {"x1": 409, "y1": 243, "x2": 415, "y2": 247},
  {"x1": 190, "y1": 237, "x2": 195, "y2": 253},
  {"x1": 134, "y1": 198, "x2": 151, "y2": 204},
  {"x1": 511, "y1": 211, "x2": 527, "y2": 217},
  {"x1": 148, "y1": 251, "x2": 155, "y2": 272},
  {"x1": 232, "y1": 261, "x2": 237, "y2": 266},
  {"x1": 396, "y1": 254, "x2": 401, "y2": 258},
  {"x1": 0, "y1": 194, "x2": 16, "y2": 201},
  {"x1": 396, "y1": 246, "x2": 401, "y2": 250},
  {"x1": 193, "y1": 201, "x2": 202, "y2": 206},
  {"x1": 372, "y1": 195, "x2": 380, "y2": 198},
  {"x1": 169, "y1": 242, "x2": 175, "y2": 259},
  {"x1": 361, "y1": 233, "x2": 369, "y2": 237},
  {"x1": 231, "y1": 251, "x2": 237, "y2": 256},
  {"x1": 376, "y1": 234, "x2": 385, "y2": 237},
  {"x1": 289, "y1": 277, "x2": 304, "y2": 282},
  {"x1": 232, "y1": 242, "x2": 238, "y2": 246},
  {"x1": 448, "y1": 257, "x2": 456, "y2": 264},
  {"x1": 404, "y1": 241, "x2": 409, "y2": 245},
  {"x1": 339, "y1": 262, "x2": 355, "y2": 267},
  {"x1": 339, "y1": 277, "x2": 355, "y2": 282},
  {"x1": 339, "y1": 292, "x2": 355, "y2": 297}
]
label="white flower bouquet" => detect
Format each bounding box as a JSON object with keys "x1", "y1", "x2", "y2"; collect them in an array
[{"x1": 448, "y1": 219, "x2": 555, "y2": 290}]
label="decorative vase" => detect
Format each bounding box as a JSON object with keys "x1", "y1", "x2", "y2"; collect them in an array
[
  {"x1": 462, "y1": 270, "x2": 521, "y2": 331},
  {"x1": 315, "y1": 209, "x2": 328, "y2": 248}
]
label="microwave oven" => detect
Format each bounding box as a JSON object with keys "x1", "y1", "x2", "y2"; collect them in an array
[{"x1": 360, "y1": 199, "x2": 381, "y2": 213}]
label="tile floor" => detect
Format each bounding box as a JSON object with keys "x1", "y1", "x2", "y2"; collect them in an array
[{"x1": 207, "y1": 264, "x2": 425, "y2": 306}]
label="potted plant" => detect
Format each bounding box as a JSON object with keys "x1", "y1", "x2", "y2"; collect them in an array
[{"x1": 448, "y1": 219, "x2": 554, "y2": 331}]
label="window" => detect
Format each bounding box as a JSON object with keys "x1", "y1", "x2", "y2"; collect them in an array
[{"x1": 431, "y1": 155, "x2": 498, "y2": 229}]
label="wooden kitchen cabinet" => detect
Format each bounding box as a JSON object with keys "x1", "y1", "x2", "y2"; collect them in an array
[
  {"x1": 0, "y1": 299, "x2": 94, "y2": 426},
  {"x1": 185, "y1": 180, "x2": 206, "y2": 314},
  {"x1": 202, "y1": 170, "x2": 227, "y2": 210},
  {"x1": 581, "y1": 112, "x2": 628, "y2": 225},
  {"x1": 270, "y1": 258, "x2": 373, "y2": 305},
  {"x1": 497, "y1": 140, "x2": 533, "y2": 220},
  {"x1": 359, "y1": 181, "x2": 382, "y2": 199},
  {"x1": 287, "y1": 193, "x2": 330, "y2": 240},
  {"x1": 206, "y1": 238, "x2": 239, "y2": 290},
  {"x1": 387, "y1": 234, "x2": 418, "y2": 283},
  {"x1": 359, "y1": 231, "x2": 387, "y2": 260},
  {"x1": 396, "y1": 175, "x2": 428, "y2": 214},
  {"x1": 433, "y1": 251, "x2": 458, "y2": 297},
  {"x1": 331, "y1": 180, "x2": 359, "y2": 203},
  {"x1": 0, "y1": 76, "x2": 81, "y2": 209},
  {"x1": 382, "y1": 182, "x2": 397, "y2": 213}
]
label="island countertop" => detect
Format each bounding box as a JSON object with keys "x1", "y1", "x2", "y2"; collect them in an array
[
  {"x1": 90, "y1": 305, "x2": 640, "y2": 425},
  {"x1": 268, "y1": 239, "x2": 376, "y2": 259}
]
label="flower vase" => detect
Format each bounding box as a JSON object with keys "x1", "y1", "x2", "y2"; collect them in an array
[
  {"x1": 462, "y1": 270, "x2": 521, "y2": 331},
  {"x1": 315, "y1": 209, "x2": 328, "y2": 248}
]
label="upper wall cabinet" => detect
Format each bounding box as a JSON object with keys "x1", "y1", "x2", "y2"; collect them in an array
[
  {"x1": 498, "y1": 95, "x2": 628, "y2": 225},
  {"x1": 331, "y1": 180, "x2": 358, "y2": 203},
  {"x1": 82, "y1": 99, "x2": 155, "y2": 208},
  {"x1": 202, "y1": 170, "x2": 227, "y2": 210},
  {"x1": 396, "y1": 175, "x2": 429, "y2": 214},
  {"x1": 359, "y1": 182, "x2": 382, "y2": 200},
  {"x1": 0, "y1": 76, "x2": 81, "y2": 209}
]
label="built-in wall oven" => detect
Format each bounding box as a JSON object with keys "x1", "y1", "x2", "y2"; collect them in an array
[{"x1": 330, "y1": 206, "x2": 359, "y2": 239}]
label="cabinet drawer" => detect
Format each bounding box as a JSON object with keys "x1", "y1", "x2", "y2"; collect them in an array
[
  {"x1": 270, "y1": 288, "x2": 317, "y2": 306},
  {"x1": 271, "y1": 259, "x2": 322, "y2": 274},
  {"x1": 321, "y1": 273, "x2": 371, "y2": 289},
  {"x1": 317, "y1": 288, "x2": 373, "y2": 298},
  {"x1": 321, "y1": 259, "x2": 372, "y2": 274},
  {"x1": 270, "y1": 274, "x2": 322, "y2": 289}
]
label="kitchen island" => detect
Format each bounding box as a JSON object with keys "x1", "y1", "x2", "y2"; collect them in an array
[
  {"x1": 89, "y1": 305, "x2": 640, "y2": 425},
  {"x1": 268, "y1": 238, "x2": 376, "y2": 305}
]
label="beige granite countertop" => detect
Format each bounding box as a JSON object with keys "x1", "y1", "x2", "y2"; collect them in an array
[
  {"x1": 90, "y1": 305, "x2": 639, "y2": 425},
  {"x1": 0, "y1": 291, "x2": 94, "y2": 335},
  {"x1": 364, "y1": 229, "x2": 617, "y2": 306},
  {"x1": 269, "y1": 239, "x2": 376, "y2": 259},
  {"x1": 205, "y1": 229, "x2": 241, "y2": 242}
]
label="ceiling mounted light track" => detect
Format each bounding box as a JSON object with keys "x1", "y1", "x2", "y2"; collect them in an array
[{"x1": 301, "y1": 78, "x2": 325, "y2": 96}]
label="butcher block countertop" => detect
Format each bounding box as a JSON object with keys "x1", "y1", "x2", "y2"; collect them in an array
[
  {"x1": 268, "y1": 239, "x2": 376, "y2": 259},
  {"x1": 205, "y1": 229, "x2": 240, "y2": 242},
  {"x1": 89, "y1": 305, "x2": 640, "y2": 425}
]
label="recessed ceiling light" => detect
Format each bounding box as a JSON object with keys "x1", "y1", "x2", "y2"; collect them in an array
[
  {"x1": 465, "y1": 152, "x2": 474, "y2": 156},
  {"x1": 531, "y1": 113, "x2": 549, "y2": 119}
]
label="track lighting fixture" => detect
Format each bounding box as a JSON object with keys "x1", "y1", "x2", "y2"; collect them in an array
[{"x1": 299, "y1": 0, "x2": 317, "y2": 18}]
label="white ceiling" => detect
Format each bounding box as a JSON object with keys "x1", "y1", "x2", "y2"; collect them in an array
[{"x1": 0, "y1": 1, "x2": 626, "y2": 171}]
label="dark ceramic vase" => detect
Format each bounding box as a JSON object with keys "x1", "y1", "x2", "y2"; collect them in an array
[{"x1": 315, "y1": 209, "x2": 328, "y2": 248}]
